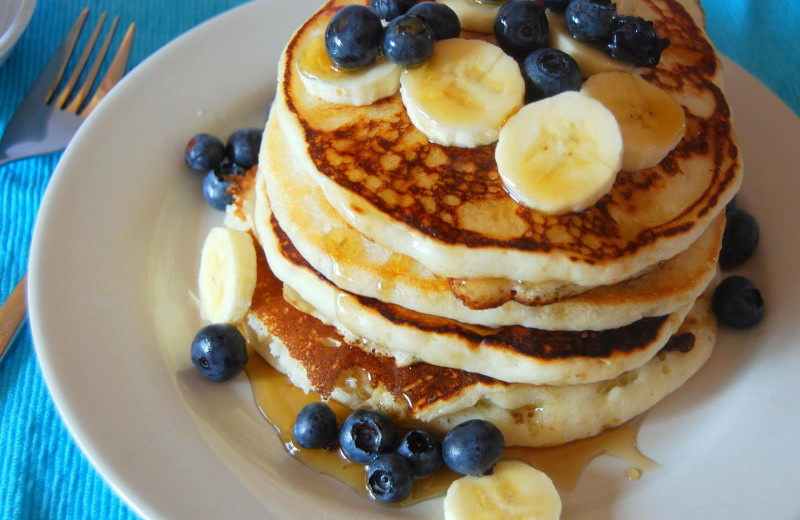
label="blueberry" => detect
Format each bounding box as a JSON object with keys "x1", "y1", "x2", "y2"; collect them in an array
[
  {"x1": 720, "y1": 209, "x2": 760, "y2": 269},
  {"x1": 190, "y1": 324, "x2": 248, "y2": 382},
  {"x1": 542, "y1": 0, "x2": 571, "y2": 12},
  {"x1": 225, "y1": 128, "x2": 262, "y2": 170},
  {"x1": 396, "y1": 430, "x2": 443, "y2": 478},
  {"x1": 185, "y1": 134, "x2": 225, "y2": 171},
  {"x1": 407, "y1": 3, "x2": 460, "y2": 41},
  {"x1": 565, "y1": 0, "x2": 616, "y2": 42},
  {"x1": 202, "y1": 161, "x2": 243, "y2": 210},
  {"x1": 221, "y1": 160, "x2": 246, "y2": 177},
  {"x1": 202, "y1": 170, "x2": 233, "y2": 211},
  {"x1": 339, "y1": 410, "x2": 397, "y2": 463},
  {"x1": 712, "y1": 276, "x2": 764, "y2": 329},
  {"x1": 523, "y1": 47, "x2": 582, "y2": 101},
  {"x1": 494, "y1": 0, "x2": 549, "y2": 59},
  {"x1": 293, "y1": 402, "x2": 338, "y2": 450},
  {"x1": 367, "y1": 454, "x2": 414, "y2": 503},
  {"x1": 608, "y1": 15, "x2": 670, "y2": 67},
  {"x1": 370, "y1": 0, "x2": 417, "y2": 22},
  {"x1": 325, "y1": 5, "x2": 384, "y2": 70},
  {"x1": 382, "y1": 15, "x2": 435, "y2": 67},
  {"x1": 442, "y1": 419, "x2": 504, "y2": 476}
]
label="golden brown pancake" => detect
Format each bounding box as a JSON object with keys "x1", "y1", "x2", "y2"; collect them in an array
[
  {"x1": 260, "y1": 114, "x2": 723, "y2": 330},
  {"x1": 244, "y1": 239, "x2": 716, "y2": 447},
  {"x1": 214, "y1": 0, "x2": 725, "y2": 450},
  {"x1": 275, "y1": 0, "x2": 741, "y2": 286},
  {"x1": 252, "y1": 173, "x2": 695, "y2": 386}
]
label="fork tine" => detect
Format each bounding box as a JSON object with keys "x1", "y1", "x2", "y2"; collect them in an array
[
  {"x1": 44, "y1": 8, "x2": 90, "y2": 104},
  {"x1": 65, "y1": 15, "x2": 119, "y2": 114},
  {"x1": 80, "y1": 22, "x2": 135, "y2": 118},
  {"x1": 54, "y1": 12, "x2": 106, "y2": 109}
]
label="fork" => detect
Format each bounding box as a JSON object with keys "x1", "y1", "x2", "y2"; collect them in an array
[
  {"x1": 0, "y1": 8, "x2": 135, "y2": 167},
  {"x1": 0, "y1": 9, "x2": 135, "y2": 362}
]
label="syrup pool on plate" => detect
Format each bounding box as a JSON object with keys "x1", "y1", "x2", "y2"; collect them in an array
[{"x1": 245, "y1": 349, "x2": 659, "y2": 505}]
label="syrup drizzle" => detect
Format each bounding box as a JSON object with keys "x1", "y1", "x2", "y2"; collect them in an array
[{"x1": 245, "y1": 350, "x2": 658, "y2": 505}]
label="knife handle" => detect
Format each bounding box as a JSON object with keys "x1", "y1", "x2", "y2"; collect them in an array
[{"x1": 0, "y1": 275, "x2": 28, "y2": 362}]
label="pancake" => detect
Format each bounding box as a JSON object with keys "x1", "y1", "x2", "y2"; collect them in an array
[
  {"x1": 275, "y1": 0, "x2": 741, "y2": 285},
  {"x1": 243, "y1": 240, "x2": 716, "y2": 447},
  {"x1": 252, "y1": 173, "x2": 697, "y2": 386},
  {"x1": 261, "y1": 113, "x2": 723, "y2": 330}
]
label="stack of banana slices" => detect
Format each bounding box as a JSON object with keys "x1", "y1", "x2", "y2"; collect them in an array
[{"x1": 198, "y1": 0, "x2": 740, "y2": 515}]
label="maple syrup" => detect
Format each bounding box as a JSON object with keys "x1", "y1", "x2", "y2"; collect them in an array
[
  {"x1": 296, "y1": 35, "x2": 350, "y2": 83},
  {"x1": 626, "y1": 467, "x2": 643, "y2": 481},
  {"x1": 245, "y1": 350, "x2": 658, "y2": 506},
  {"x1": 245, "y1": 349, "x2": 457, "y2": 506}
]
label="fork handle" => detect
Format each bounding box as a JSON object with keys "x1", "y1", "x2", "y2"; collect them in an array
[
  {"x1": 0, "y1": 151, "x2": 46, "y2": 168},
  {"x1": 0, "y1": 275, "x2": 28, "y2": 362}
]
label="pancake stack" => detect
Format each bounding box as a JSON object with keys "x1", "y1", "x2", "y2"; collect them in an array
[{"x1": 227, "y1": 0, "x2": 741, "y2": 447}]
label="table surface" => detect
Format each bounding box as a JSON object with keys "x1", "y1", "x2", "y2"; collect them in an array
[{"x1": 1, "y1": 1, "x2": 798, "y2": 519}]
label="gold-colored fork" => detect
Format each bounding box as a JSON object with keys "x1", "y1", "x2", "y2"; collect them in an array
[
  {"x1": 0, "y1": 8, "x2": 135, "y2": 167},
  {"x1": 0, "y1": 9, "x2": 135, "y2": 361}
]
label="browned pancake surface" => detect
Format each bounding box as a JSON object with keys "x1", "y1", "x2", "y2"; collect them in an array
[
  {"x1": 250, "y1": 234, "x2": 694, "y2": 414},
  {"x1": 281, "y1": 0, "x2": 739, "y2": 266},
  {"x1": 270, "y1": 212, "x2": 684, "y2": 362}
]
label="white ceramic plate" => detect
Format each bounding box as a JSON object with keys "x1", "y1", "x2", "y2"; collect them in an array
[
  {"x1": 29, "y1": 1, "x2": 800, "y2": 519},
  {"x1": 0, "y1": 0, "x2": 36, "y2": 67}
]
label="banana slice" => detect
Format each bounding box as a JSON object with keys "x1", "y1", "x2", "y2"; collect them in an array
[
  {"x1": 444, "y1": 461, "x2": 562, "y2": 520},
  {"x1": 400, "y1": 38, "x2": 525, "y2": 148},
  {"x1": 198, "y1": 227, "x2": 257, "y2": 324},
  {"x1": 582, "y1": 71, "x2": 686, "y2": 172},
  {"x1": 495, "y1": 91, "x2": 623, "y2": 215},
  {"x1": 438, "y1": 0, "x2": 507, "y2": 33},
  {"x1": 296, "y1": 34, "x2": 401, "y2": 106},
  {"x1": 546, "y1": 10, "x2": 635, "y2": 78}
]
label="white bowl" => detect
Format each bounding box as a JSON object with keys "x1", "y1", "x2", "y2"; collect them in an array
[{"x1": 0, "y1": 0, "x2": 37, "y2": 68}]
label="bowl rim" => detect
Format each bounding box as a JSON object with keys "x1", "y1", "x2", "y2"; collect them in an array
[{"x1": 0, "y1": 0, "x2": 38, "y2": 66}]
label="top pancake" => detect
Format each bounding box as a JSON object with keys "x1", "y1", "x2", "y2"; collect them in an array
[
  {"x1": 275, "y1": 0, "x2": 741, "y2": 285},
  {"x1": 261, "y1": 113, "x2": 723, "y2": 330}
]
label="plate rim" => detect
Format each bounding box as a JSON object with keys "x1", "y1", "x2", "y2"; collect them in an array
[
  {"x1": 27, "y1": 2, "x2": 292, "y2": 519},
  {"x1": 0, "y1": 0, "x2": 37, "y2": 65}
]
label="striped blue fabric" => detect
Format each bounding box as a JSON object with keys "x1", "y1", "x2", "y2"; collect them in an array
[{"x1": 0, "y1": 1, "x2": 797, "y2": 519}]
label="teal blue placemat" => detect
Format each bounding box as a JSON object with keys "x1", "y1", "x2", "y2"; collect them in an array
[
  {"x1": 0, "y1": 1, "x2": 798, "y2": 518},
  {"x1": 704, "y1": 1, "x2": 800, "y2": 115}
]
